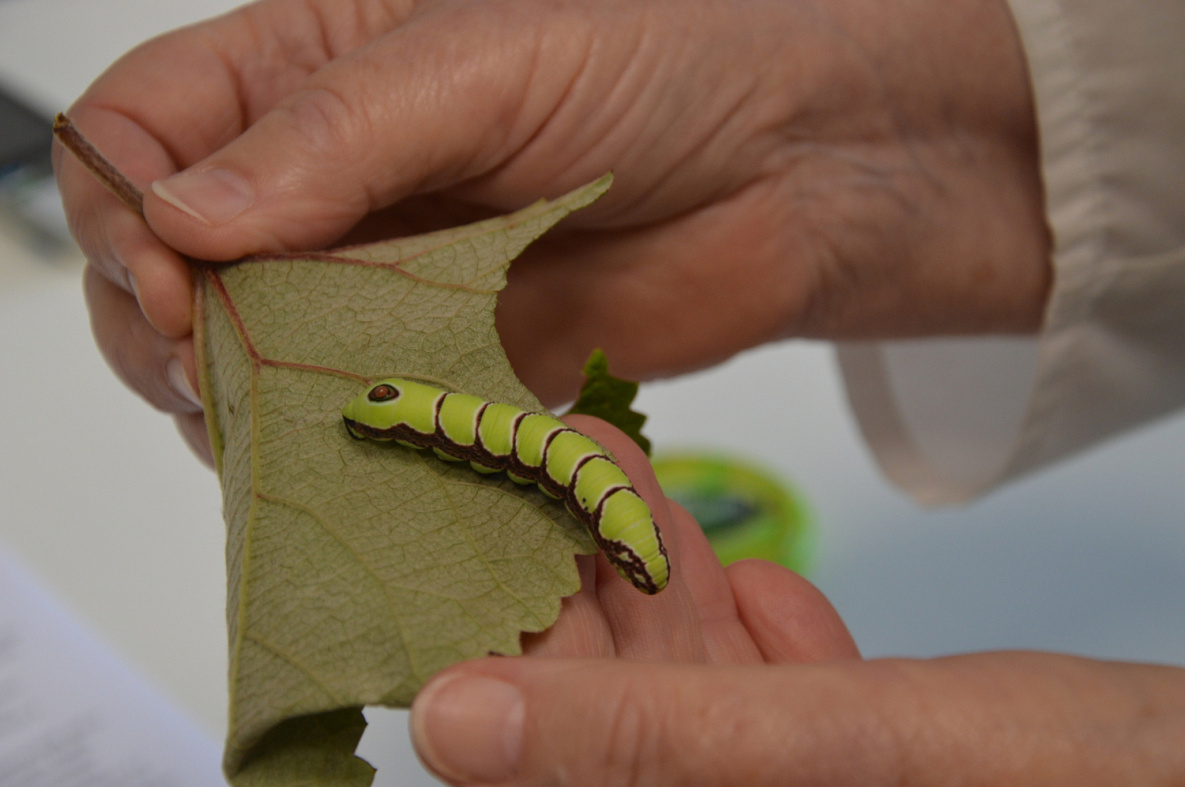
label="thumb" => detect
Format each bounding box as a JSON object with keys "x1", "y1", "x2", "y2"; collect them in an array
[
  {"x1": 143, "y1": 7, "x2": 573, "y2": 261},
  {"x1": 409, "y1": 657, "x2": 893, "y2": 787}
]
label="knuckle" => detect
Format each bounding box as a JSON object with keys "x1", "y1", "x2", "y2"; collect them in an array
[
  {"x1": 589, "y1": 677, "x2": 672, "y2": 787},
  {"x1": 277, "y1": 84, "x2": 371, "y2": 165},
  {"x1": 85, "y1": 266, "x2": 190, "y2": 415},
  {"x1": 262, "y1": 84, "x2": 378, "y2": 221},
  {"x1": 589, "y1": 673, "x2": 755, "y2": 787},
  {"x1": 77, "y1": 204, "x2": 170, "y2": 299},
  {"x1": 71, "y1": 204, "x2": 131, "y2": 291}
]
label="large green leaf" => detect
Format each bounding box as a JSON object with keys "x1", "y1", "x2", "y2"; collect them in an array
[{"x1": 194, "y1": 178, "x2": 609, "y2": 786}]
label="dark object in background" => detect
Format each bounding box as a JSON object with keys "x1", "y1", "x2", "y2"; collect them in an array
[
  {"x1": 0, "y1": 85, "x2": 52, "y2": 173},
  {"x1": 0, "y1": 85, "x2": 70, "y2": 252}
]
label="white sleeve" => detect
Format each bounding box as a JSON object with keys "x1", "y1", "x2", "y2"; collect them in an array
[{"x1": 836, "y1": 0, "x2": 1185, "y2": 505}]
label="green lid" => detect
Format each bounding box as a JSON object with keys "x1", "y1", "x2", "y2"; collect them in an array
[{"x1": 652, "y1": 453, "x2": 814, "y2": 575}]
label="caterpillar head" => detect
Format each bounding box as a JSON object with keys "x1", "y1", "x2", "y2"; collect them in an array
[{"x1": 342, "y1": 379, "x2": 405, "y2": 439}]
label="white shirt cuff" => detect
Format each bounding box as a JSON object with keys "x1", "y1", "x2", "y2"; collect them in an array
[{"x1": 836, "y1": 0, "x2": 1185, "y2": 504}]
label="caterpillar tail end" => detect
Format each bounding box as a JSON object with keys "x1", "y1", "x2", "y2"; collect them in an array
[{"x1": 605, "y1": 543, "x2": 670, "y2": 595}]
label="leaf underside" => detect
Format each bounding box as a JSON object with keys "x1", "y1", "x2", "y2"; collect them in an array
[{"x1": 195, "y1": 177, "x2": 610, "y2": 786}]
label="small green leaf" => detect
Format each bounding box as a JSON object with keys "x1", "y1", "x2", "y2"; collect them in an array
[
  {"x1": 564, "y1": 348, "x2": 651, "y2": 456},
  {"x1": 194, "y1": 176, "x2": 611, "y2": 786}
]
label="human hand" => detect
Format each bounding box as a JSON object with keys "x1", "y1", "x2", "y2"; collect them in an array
[
  {"x1": 519, "y1": 415, "x2": 860, "y2": 667},
  {"x1": 411, "y1": 650, "x2": 1185, "y2": 786},
  {"x1": 407, "y1": 419, "x2": 1185, "y2": 787},
  {"x1": 59, "y1": 0, "x2": 1051, "y2": 465}
]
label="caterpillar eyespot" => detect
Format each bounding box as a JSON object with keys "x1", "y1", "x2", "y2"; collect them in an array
[
  {"x1": 342, "y1": 378, "x2": 670, "y2": 594},
  {"x1": 368, "y1": 384, "x2": 399, "y2": 402}
]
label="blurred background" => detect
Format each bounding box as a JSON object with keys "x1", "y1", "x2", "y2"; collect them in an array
[{"x1": 1, "y1": 1, "x2": 1182, "y2": 784}]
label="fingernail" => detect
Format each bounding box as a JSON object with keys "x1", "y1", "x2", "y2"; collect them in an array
[
  {"x1": 127, "y1": 270, "x2": 142, "y2": 307},
  {"x1": 167, "y1": 358, "x2": 202, "y2": 409},
  {"x1": 411, "y1": 673, "x2": 524, "y2": 784},
  {"x1": 152, "y1": 168, "x2": 254, "y2": 225}
]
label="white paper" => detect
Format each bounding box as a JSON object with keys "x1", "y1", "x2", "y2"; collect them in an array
[{"x1": 0, "y1": 547, "x2": 224, "y2": 786}]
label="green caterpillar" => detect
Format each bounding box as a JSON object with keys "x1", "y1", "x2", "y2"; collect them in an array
[{"x1": 342, "y1": 379, "x2": 670, "y2": 594}]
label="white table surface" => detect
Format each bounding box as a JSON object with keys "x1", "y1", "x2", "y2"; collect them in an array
[{"x1": 2, "y1": 0, "x2": 1183, "y2": 783}]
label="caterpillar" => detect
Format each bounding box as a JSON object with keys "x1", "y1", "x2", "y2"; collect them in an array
[{"x1": 342, "y1": 378, "x2": 670, "y2": 594}]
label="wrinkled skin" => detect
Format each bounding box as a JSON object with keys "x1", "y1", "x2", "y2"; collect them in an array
[
  {"x1": 59, "y1": 0, "x2": 1050, "y2": 463},
  {"x1": 415, "y1": 418, "x2": 1185, "y2": 787},
  {"x1": 58, "y1": 1, "x2": 1185, "y2": 784}
]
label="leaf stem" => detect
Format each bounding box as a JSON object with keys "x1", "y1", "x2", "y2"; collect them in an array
[{"x1": 53, "y1": 113, "x2": 145, "y2": 218}]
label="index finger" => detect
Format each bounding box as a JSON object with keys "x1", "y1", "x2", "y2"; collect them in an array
[
  {"x1": 55, "y1": 105, "x2": 192, "y2": 336},
  {"x1": 57, "y1": 0, "x2": 409, "y2": 334},
  {"x1": 58, "y1": 16, "x2": 245, "y2": 338},
  {"x1": 562, "y1": 415, "x2": 762, "y2": 664}
]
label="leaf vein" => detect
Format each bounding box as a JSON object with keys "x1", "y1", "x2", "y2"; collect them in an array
[
  {"x1": 241, "y1": 631, "x2": 346, "y2": 704},
  {"x1": 254, "y1": 491, "x2": 424, "y2": 682},
  {"x1": 414, "y1": 453, "x2": 550, "y2": 630}
]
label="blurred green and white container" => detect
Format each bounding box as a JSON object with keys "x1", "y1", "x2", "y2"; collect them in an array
[{"x1": 652, "y1": 453, "x2": 814, "y2": 575}]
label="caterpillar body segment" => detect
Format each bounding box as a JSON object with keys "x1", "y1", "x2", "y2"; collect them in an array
[{"x1": 342, "y1": 378, "x2": 670, "y2": 594}]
